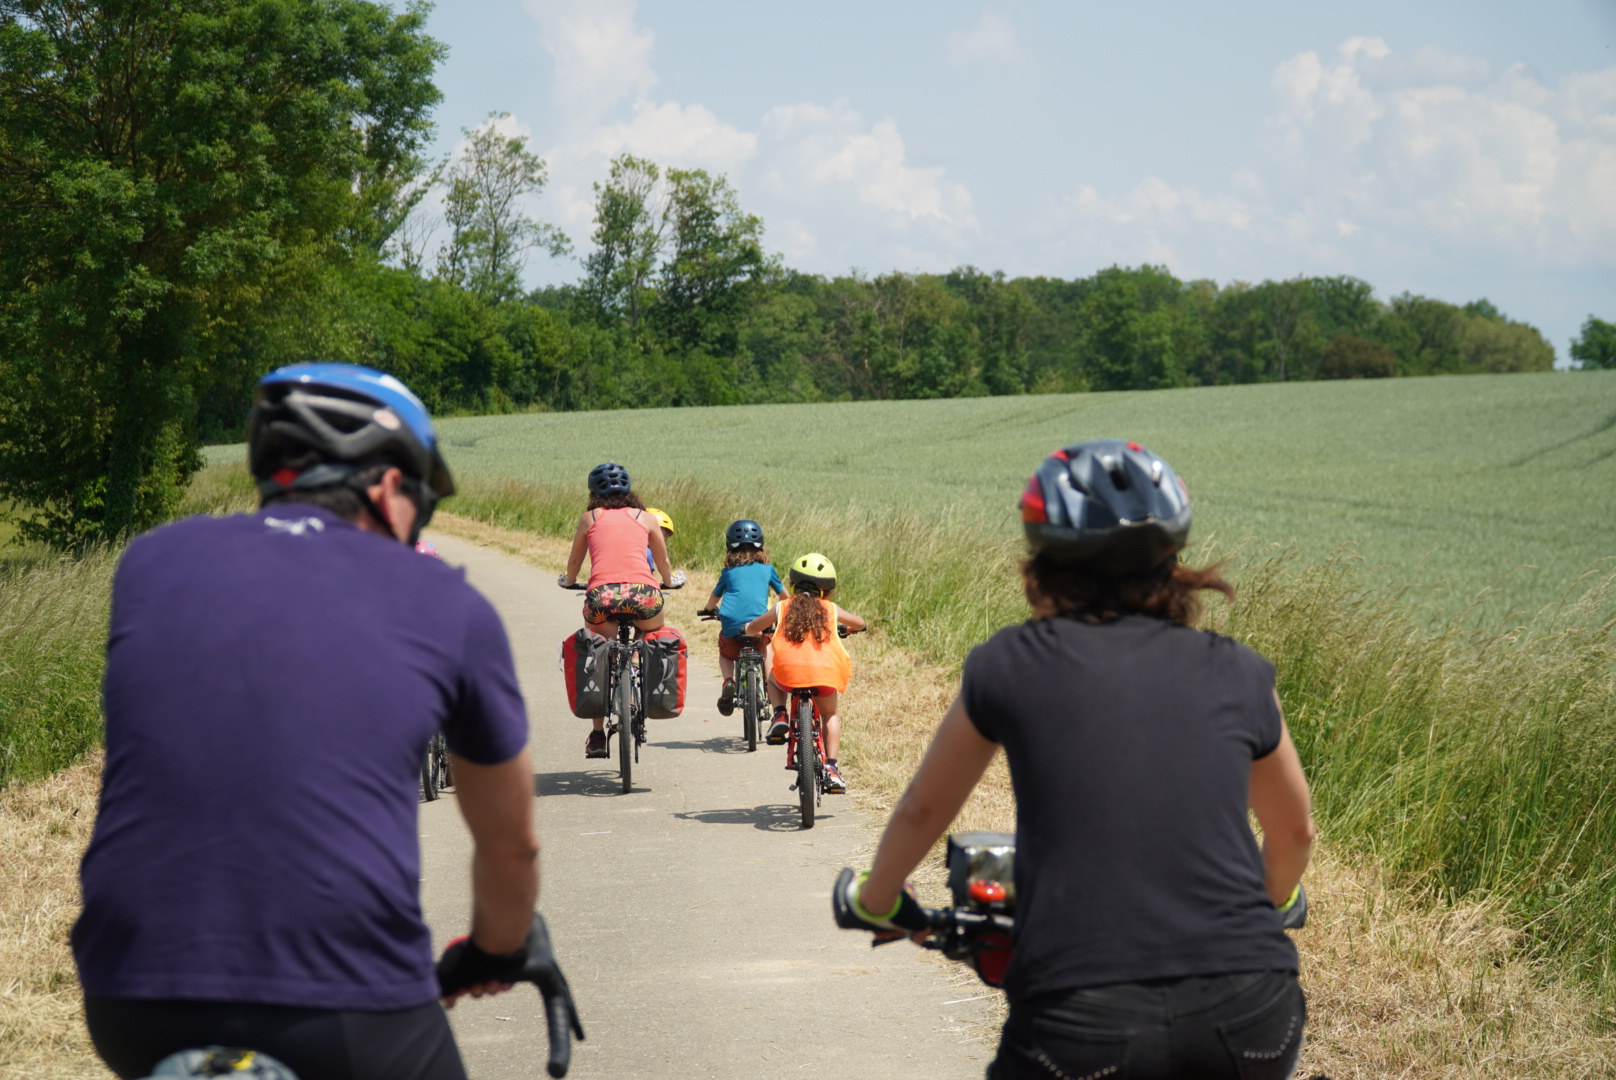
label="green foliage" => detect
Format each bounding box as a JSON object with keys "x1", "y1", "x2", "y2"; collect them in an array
[
  {"x1": 436, "y1": 114, "x2": 568, "y2": 302},
  {"x1": 0, "y1": 0, "x2": 443, "y2": 544},
  {"x1": 579, "y1": 154, "x2": 664, "y2": 329},
  {"x1": 1571, "y1": 316, "x2": 1616, "y2": 371},
  {"x1": 1317, "y1": 333, "x2": 1398, "y2": 379}
]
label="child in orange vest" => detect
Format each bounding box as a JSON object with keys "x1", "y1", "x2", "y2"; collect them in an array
[{"x1": 744, "y1": 553, "x2": 864, "y2": 794}]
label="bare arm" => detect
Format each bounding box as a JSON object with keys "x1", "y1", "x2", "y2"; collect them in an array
[
  {"x1": 564, "y1": 516, "x2": 589, "y2": 585},
  {"x1": 744, "y1": 606, "x2": 779, "y2": 635},
  {"x1": 833, "y1": 605, "x2": 866, "y2": 632},
  {"x1": 452, "y1": 748, "x2": 540, "y2": 954},
  {"x1": 647, "y1": 519, "x2": 674, "y2": 585},
  {"x1": 704, "y1": 592, "x2": 723, "y2": 610},
  {"x1": 1249, "y1": 692, "x2": 1315, "y2": 906},
  {"x1": 860, "y1": 696, "x2": 998, "y2": 914}
]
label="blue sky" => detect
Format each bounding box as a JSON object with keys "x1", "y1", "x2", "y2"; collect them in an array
[{"x1": 416, "y1": 0, "x2": 1616, "y2": 360}]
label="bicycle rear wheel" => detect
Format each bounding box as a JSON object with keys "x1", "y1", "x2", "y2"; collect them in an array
[
  {"x1": 615, "y1": 655, "x2": 633, "y2": 794},
  {"x1": 741, "y1": 664, "x2": 758, "y2": 752},
  {"x1": 796, "y1": 698, "x2": 817, "y2": 829}
]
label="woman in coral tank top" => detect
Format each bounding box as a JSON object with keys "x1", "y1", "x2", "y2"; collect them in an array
[{"x1": 562, "y1": 463, "x2": 680, "y2": 758}]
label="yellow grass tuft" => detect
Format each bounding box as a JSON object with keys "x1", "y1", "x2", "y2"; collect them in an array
[{"x1": 0, "y1": 752, "x2": 112, "y2": 1080}]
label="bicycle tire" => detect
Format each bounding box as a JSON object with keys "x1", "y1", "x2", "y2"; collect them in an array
[
  {"x1": 421, "y1": 741, "x2": 439, "y2": 801},
  {"x1": 796, "y1": 697, "x2": 817, "y2": 829},
  {"x1": 741, "y1": 664, "x2": 758, "y2": 752},
  {"x1": 615, "y1": 652, "x2": 633, "y2": 794}
]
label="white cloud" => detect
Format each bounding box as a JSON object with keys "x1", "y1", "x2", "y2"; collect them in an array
[
  {"x1": 523, "y1": 0, "x2": 657, "y2": 127},
  {"x1": 522, "y1": 2, "x2": 978, "y2": 274},
  {"x1": 947, "y1": 11, "x2": 1019, "y2": 67},
  {"x1": 1047, "y1": 39, "x2": 1616, "y2": 282}
]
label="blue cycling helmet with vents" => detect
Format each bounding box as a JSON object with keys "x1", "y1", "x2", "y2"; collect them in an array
[
  {"x1": 1020, "y1": 439, "x2": 1191, "y2": 575},
  {"x1": 588, "y1": 463, "x2": 632, "y2": 496},
  {"x1": 248, "y1": 363, "x2": 453, "y2": 541},
  {"x1": 725, "y1": 519, "x2": 764, "y2": 550}
]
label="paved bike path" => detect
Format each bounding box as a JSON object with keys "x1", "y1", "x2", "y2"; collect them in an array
[{"x1": 418, "y1": 532, "x2": 993, "y2": 1080}]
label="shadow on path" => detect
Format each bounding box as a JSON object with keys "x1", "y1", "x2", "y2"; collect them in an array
[
  {"x1": 536, "y1": 769, "x2": 636, "y2": 797},
  {"x1": 652, "y1": 735, "x2": 753, "y2": 756},
  {"x1": 674, "y1": 804, "x2": 844, "y2": 832}
]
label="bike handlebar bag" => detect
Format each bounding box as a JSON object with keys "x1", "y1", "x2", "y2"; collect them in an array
[
  {"x1": 946, "y1": 831, "x2": 1017, "y2": 988},
  {"x1": 642, "y1": 626, "x2": 688, "y2": 719},
  {"x1": 560, "y1": 629, "x2": 610, "y2": 718}
]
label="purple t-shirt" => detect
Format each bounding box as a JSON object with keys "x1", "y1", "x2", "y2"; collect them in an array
[{"x1": 73, "y1": 507, "x2": 528, "y2": 1010}]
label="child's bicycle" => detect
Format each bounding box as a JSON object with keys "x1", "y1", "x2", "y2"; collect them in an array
[
  {"x1": 559, "y1": 581, "x2": 681, "y2": 794},
  {"x1": 696, "y1": 615, "x2": 768, "y2": 752},
  {"x1": 783, "y1": 625, "x2": 863, "y2": 829},
  {"x1": 421, "y1": 730, "x2": 451, "y2": 801}
]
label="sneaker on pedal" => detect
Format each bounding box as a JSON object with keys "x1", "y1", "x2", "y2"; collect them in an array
[
  {"x1": 766, "y1": 708, "x2": 789, "y2": 745},
  {"x1": 585, "y1": 730, "x2": 608, "y2": 758},
  {"x1": 824, "y1": 763, "x2": 847, "y2": 794},
  {"x1": 717, "y1": 679, "x2": 736, "y2": 716}
]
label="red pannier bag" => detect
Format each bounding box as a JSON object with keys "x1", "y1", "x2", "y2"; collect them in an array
[
  {"x1": 641, "y1": 626, "x2": 688, "y2": 719},
  {"x1": 561, "y1": 629, "x2": 609, "y2": 718}
]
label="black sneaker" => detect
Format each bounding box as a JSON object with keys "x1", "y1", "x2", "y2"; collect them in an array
[
  {"x1": 585, "y1": 730, "x2": 608, "y2": 758},
  {"x1": 766, "y1": 708, "x2": 789, "y2": 745},
  {"x1": 717, "y1": 679, "x2": 736, "y2": 716}
]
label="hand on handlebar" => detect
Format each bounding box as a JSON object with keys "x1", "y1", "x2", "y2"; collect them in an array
[
  {"x1": 696, "y1": 608, "x2": 718, "y2": 620},
  {"x1": 832, "y1": 868, "x2": 929, "y2": 942},
  {"x1": 437, "y1": 913, "x2": 584, "y2": 1077},
  {"x1": 557, "y1": 576, "x2": 585, "y2": 590}
]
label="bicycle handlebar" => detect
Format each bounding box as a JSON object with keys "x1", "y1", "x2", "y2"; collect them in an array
[{"x1": 555, "y1": 579, "x2": 682, "y2": 590}]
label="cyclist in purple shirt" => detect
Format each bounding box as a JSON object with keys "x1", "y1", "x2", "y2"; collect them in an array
[{"x1": 73, "y1": 364, "x2": 576, "y2": 1080}]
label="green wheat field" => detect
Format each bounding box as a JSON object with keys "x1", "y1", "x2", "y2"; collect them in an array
[{"x1": 212, "y1": 370, "x2": 1616, "y2": 616}]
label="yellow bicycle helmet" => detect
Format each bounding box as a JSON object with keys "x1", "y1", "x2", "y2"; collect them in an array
[
  {"x1": 647, "y1": 508, "x2": 674, "y2": 534},
  {"x1": 789, "y1": 553, "x2": 837, "y2": 593}
]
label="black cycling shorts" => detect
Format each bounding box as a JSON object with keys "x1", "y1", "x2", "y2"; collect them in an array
[
  {"x1": 85, "y1": 996, "x2": 467, "y2": 1080},
  {"x1": 987, "y1": 970, "x2": 1305, "y2": 1080}
]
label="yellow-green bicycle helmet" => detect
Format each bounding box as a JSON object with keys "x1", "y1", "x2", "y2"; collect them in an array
[{"x1": 789, "y1": 553, "x2": 837, "y2": 593}]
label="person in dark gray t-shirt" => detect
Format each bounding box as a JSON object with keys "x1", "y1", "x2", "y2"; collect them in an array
[{"x1": 837, "y1": 440, "x2": 1316, "y2": 1080}]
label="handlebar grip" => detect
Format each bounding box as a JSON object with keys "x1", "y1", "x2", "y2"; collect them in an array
[{"x1": 543, "y1": 992, "x2": 573, "y2": 1078}]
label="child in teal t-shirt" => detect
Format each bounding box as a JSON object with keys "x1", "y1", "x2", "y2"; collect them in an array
[{"x1": 699, "y1": 520, "x2": 786, "y2": 715}]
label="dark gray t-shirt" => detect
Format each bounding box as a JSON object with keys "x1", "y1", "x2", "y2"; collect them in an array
[
  {"x1": 74, "y1": 507, "x2": 529, "y2": 1010},
  {"x1": 962, "y1": 614, "x2": 1298, "y2": 1001}
]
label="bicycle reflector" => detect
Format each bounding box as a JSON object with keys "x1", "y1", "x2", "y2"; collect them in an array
[{"x1": 945, "y1": 832, "x2": 1016, "y2": 988}]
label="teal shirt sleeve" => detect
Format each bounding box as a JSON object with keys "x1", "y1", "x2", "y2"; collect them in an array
[{"x1": 768, "y1": 566, "x2": 784, "y2": 594}]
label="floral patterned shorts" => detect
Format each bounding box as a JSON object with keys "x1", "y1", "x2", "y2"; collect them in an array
[{"x1": 583, "y1": 582, "x2": 665, "y2": 625}]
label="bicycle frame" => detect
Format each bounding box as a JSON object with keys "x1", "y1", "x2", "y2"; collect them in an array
[
  {"x1": 786, "y1": 687, "x2": 827, "y2": 828},
  {"x1": 735, "y1": 639, "x2": 766, "y2": 752},
  {"x1": 603, "y1": 617, "x2": 646, "y2": 794}
]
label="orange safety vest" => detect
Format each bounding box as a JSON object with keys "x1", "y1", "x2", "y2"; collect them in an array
[{"x1": 769, "y1": 597, "x2": 852, "y2": 693}]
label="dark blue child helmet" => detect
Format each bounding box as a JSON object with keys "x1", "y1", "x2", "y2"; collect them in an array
[
  {"x1": 588, "y1": 463, "x2": 632, "y2": 495},
  {"x1": 726, "y1": 519, "x2": 764, "y2": 550}
]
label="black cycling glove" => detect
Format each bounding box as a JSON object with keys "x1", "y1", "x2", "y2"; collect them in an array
[
  {"x1": 1278, "y1": 883, "x2": 1308, "y2": 930},
  {"x1": 437, "y1": 914, "x2": 583, "y2": 1032}
]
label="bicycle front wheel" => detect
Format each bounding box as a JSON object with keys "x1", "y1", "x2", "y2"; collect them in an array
[
  {"x1": 421, "y1": 741, "x2": 440, "y2": 802},
  {"x1": 615, "y1": 656, "x2": 633, "y2": 794},
  {"x1": 796, "y1": 699, "x2": 817, "y2": 829}
]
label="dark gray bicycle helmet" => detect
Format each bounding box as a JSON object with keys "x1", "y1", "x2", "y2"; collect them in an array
[
  {"x1": 588, "y1": 463, "x2": 631, "y2": 496},
  {"x1": 1020, "y1": 439, "x2": 1191, "y2": 575},
  {"x1": 726, "y1": 519, "x2": 764, "y2": 550},
  {"x1": 248, "y1": 363, "x2": 453, "y2": 542}
]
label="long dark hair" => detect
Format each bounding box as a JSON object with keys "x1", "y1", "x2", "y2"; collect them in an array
[
  {"x1": 780, "y1": 585, "x2": 832, "y2": 645},
  {"x1": 587, "y1": 491, "x2": 646, "y2": 512},
  {"x1": 724, "y1": 546, "x2": 769, "y2": 568},
  {"x1": 1023, "y1": 552, "x2": 1234, "y2": 627}
]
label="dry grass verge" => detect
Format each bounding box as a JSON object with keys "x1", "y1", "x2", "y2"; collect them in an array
[
  {"x1": 432, "y1": 513, "x2": 1616, "y2": 1079},
  {"x1": 0, "y1": 753, "x2": 111, "y2": 1080}
]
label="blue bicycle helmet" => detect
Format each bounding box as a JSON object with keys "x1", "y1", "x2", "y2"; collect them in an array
[
  {"x1": 588, "y1": 463, "x2": 632, "y2": 495},
  {"x1": 248, "y1": 363, "x2": 453, "y2": 541},
  {"x1": 1020, "y1": 439, "x2": 1191, "y2": 575},
  {"x1": 725, "y1": 519, "x2": 764, "y2": 550}
]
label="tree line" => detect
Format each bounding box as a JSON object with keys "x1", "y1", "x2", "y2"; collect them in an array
[{"x1": 1, "y1": 1, "x2": 1606, "y2": 545}]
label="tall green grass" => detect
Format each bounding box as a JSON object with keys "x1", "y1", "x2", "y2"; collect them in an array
[
  {"x1": 0, "y1": 547, "x2": 116, "y2": 788},
  {"x1": 0, "y1": 469, "x2": 259, "y2": 788},
  {"x1": 448, "y1": 473, "x2": 1616, "y2": 1001}
]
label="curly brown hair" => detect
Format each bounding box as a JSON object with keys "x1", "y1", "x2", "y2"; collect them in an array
[
  {"x1": 587, "y1": 491, "x2": 647, "y2": 512},
  {"x1": 780, "y1": 587, "x2": 832, "y2": 645},
  {"x1": 723, "y1": 546, "x2": 770, "y2": 568},
  {"x1": 1023, "y1": 552, "x2": 1234, "y2": 627}
]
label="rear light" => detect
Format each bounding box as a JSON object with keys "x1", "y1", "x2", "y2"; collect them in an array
[{"x1": 969, "y1": 879, "x2": 1007, "y2": 904}]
